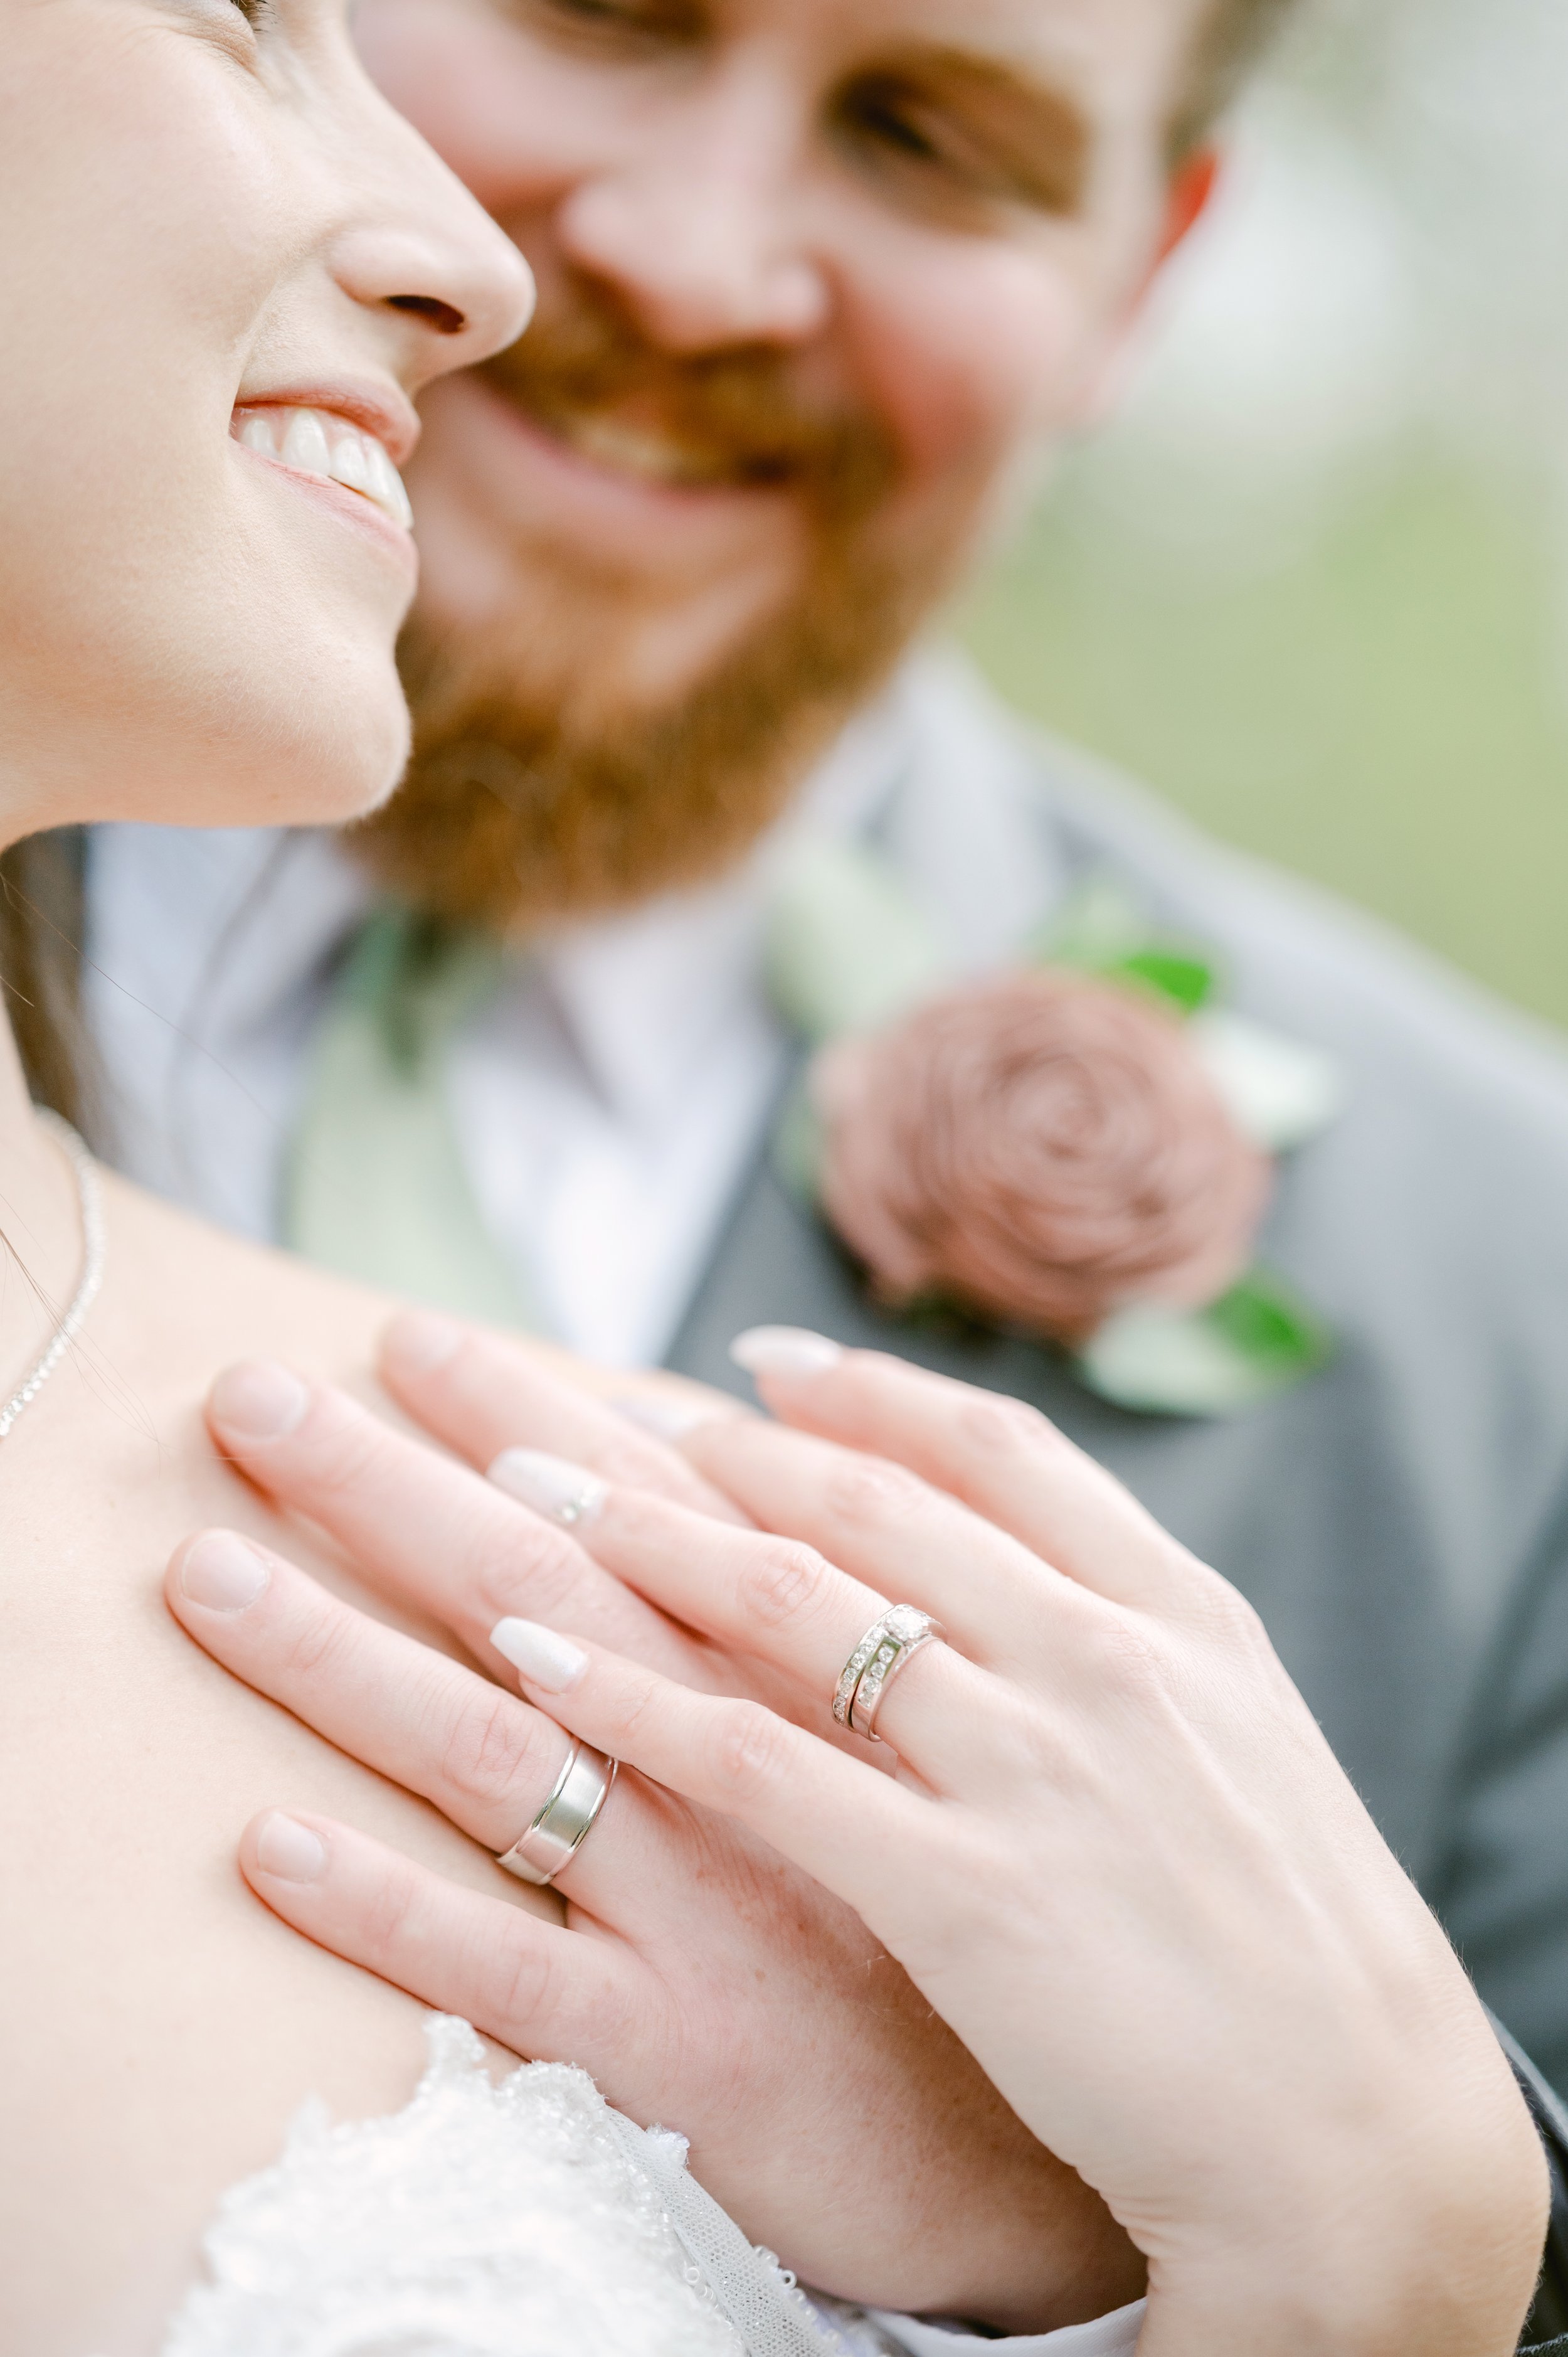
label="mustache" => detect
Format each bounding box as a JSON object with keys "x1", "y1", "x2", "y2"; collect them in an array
[{"x1": 477, "y1": 289, "x2": 898, "y2": 520}]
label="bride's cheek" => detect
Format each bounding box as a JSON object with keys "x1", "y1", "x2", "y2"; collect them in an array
[{"x1": 0, "y1": 22, "x2": 351, "y2": 830}]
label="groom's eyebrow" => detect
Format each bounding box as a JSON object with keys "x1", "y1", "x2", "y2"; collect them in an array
[{"x1": 860, "y1": 38, "x2": 1095, "y2": 215}]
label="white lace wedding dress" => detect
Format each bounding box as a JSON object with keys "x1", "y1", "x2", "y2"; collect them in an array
[{"x1": 149, "y1": 2014, "x2": 893, "y2": 2357}]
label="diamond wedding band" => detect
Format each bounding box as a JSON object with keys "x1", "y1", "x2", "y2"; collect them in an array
[
  {"x1": 495, "y1": 1740, "x2": 618, "y2": 1886},
  {"x1": 832, "y1": 1606, "x2": 943, "y2": 1743}
]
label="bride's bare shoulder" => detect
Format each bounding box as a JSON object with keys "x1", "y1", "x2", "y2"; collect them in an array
[
  {"x1": 105, "y1": 1168, "x2": 406, "y2": 1381},
  {"x1": 0, "y1": 1174, "x2": 554, "y2": 2357},
  {"x1": 99, "y1": 1171, "x2": 590, "y2": 1407}
]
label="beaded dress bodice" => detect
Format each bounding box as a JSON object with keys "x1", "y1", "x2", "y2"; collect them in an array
[{"x1": 149, "y1": 2014, "x2": 884, "y2": 2357}]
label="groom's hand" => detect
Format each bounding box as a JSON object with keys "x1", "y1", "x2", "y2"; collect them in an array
[{"x1": 170, "y1": 1316, "x2": 1143, "y2": 2335}]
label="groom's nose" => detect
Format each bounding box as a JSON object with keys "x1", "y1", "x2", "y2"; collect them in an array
[
  {"x1": 351, "y1": 0, "x2": 834, "y2": 361},
  {"x1": 554, "y1": 56, "x2": 832, "y2": 354}
]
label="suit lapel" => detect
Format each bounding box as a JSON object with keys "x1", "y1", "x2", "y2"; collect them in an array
[{"x1": 664, "y1": 661, "x2": 1093, "y2": 1414}]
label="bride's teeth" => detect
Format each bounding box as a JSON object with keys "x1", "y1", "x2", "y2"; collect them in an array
[
  {"x1": 235, "y1": 405, "x2": 413, "y2": 529},
  {"x1": 327, "y1": 432, "x2": 372, "y2": 494},
  {"x1": 281, "y1": 409, "x2": 332, "y2": 476},
  {"x1": 366, "y1": 439, "x2": 415, "y2": 529}
]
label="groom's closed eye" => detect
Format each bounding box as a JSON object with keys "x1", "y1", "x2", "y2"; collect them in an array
[
  {"x1": 830, "y1": 48, "x2": 1093, "y2": 223},
  {"x1": 492, "y1": 0, "x2": 1092, "y2": 224}
]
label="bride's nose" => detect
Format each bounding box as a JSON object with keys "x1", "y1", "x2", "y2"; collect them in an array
[{"x1": 330, "y1": 115, "x2": 536, "y2": 387}]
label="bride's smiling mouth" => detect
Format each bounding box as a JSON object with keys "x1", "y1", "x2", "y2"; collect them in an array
[{"x1": 231, "y1": 399, "x2": 416, "y2": 532}]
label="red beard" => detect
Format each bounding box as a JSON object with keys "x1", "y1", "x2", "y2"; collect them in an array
[{"x1": 354, "y1": 276, "x2": 961, "y2": 929}]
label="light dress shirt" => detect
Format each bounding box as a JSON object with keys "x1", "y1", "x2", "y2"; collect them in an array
[
  {"x1": 86, "y1": 692, "x2": 912, "y2": 1362},
  {"x1": 83, "y1": 656, "x2": 1066, "y2": 1368},
  {"x1": 82, "y1": 656, "x2": 1145, "y2": 2354}
]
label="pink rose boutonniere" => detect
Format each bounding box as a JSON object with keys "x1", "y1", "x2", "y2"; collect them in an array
[
  {"x1": 766, "y1": 846, "x2": 1341, "y2": 1417},
  {"x1": 814, "y1": 968, "x2": 1270, "y2": 1344}
]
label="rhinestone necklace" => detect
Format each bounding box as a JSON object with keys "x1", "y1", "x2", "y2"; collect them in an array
[{"x1": 0, "y1": 1112, "x2": 107, "y2": 1442}]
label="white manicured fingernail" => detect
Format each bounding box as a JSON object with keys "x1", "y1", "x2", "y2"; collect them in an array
[
  {"x1": 255, "y1": 1812, "x2": 327, "y2": 1883},
  {"x1": 490, "y1": 1617, "x2": 588, "y2": 1692},
  {"x1": 729, "y1": 1327, "x2": 843, "y2": 1378},
  {"x1": 209, "y1": 1359, "x2": 309, "y2": 1440},
  {"x1": 180, "y1": 1531, "x2": 270, "y2": 1612},
  {"x1": 382, "y1": 1310, "x2": 463, "y2": 1375},
  {"x1": 610, "y1": 1393, "x2": 718, "y2": 1440},
  {"x1": 488, "y1": 1448, "x2": 607, "y2": 1528}
]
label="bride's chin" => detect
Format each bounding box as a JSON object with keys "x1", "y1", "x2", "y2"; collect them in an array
[
  {"x1": 240, "y1": 628, "x2": 416, "y2": 826},
  {"x1": 188, "y1": 693, "x2": 413, "y2": 833},
  {"x1": 273, "y1": 718, "x2": 412, "y2": 830},
  {"x1": 16, "y1": 585, "x2": 417, "y2": 834}
]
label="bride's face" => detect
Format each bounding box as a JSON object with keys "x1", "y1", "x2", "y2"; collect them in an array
[{"x1": 0, "y1": 0, "x2": 533, "y2": 843}]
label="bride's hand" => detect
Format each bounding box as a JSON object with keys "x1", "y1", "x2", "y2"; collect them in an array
[
  {"x1": 414, "y1": 1329, "x2": 1548, "y2": 2357},
  {"x1": 166, "y1": 1324, "x2": 1140, "y2": 2334}
]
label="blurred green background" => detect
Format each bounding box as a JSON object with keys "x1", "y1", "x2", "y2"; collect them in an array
[{"x1": 958, "y1": 0, "x2": 1568, "y2": 1036}]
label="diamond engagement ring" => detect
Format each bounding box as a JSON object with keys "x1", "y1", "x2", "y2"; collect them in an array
[
  {"x1": 495, "y1": 1740, "x2": 618, "y2": 1886},
  {"x1": 832, "y1": 1606, "x2": 944, "y2": 1743}
]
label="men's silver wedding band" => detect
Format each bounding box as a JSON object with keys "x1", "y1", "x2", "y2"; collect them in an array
[
  {"x1": 495, "y1": 1740, "x2": 618, "y2": 1886},
  {"x1": 831, "y1": 1606, "x2": 944, "y2": 1743}
]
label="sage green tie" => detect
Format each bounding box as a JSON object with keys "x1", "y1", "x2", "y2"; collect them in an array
[{"x1": 284, "y1": 903, "x2": 544, "y2": 1331}]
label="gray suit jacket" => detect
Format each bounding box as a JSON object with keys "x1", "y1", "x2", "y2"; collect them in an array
[{"x1": 667, "y1": 656, "x2": 1568, "y2": 2098}]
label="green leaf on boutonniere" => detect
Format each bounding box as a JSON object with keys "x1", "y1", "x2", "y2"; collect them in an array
[
  {"x1": 1027, "y1": 875, "x2": 1217, "y2": 1016},
  {"x1": 1110, "y1": 949, "x2": 1215, "y2": 1015},
  {"x1": 765, "y1": 839, "x2": 953, "y2": 1045},
  {"x1": 1073, "y1": 1270, "x2": 1332, "y2": 1418}
]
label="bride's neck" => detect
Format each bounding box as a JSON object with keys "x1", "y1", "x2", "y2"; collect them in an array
[{"x1": 0, "y1": 1013, "x2": 87, "y2": 1375}]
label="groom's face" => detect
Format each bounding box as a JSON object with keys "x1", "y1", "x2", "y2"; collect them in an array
[{"x1": 353, "y1": 0, "x2": 1221, "y2": 923}]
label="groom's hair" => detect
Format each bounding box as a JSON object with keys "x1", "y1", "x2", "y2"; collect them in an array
[{"x1": 1177, "y1": 0, "x2": 1303, "y2": 157}]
